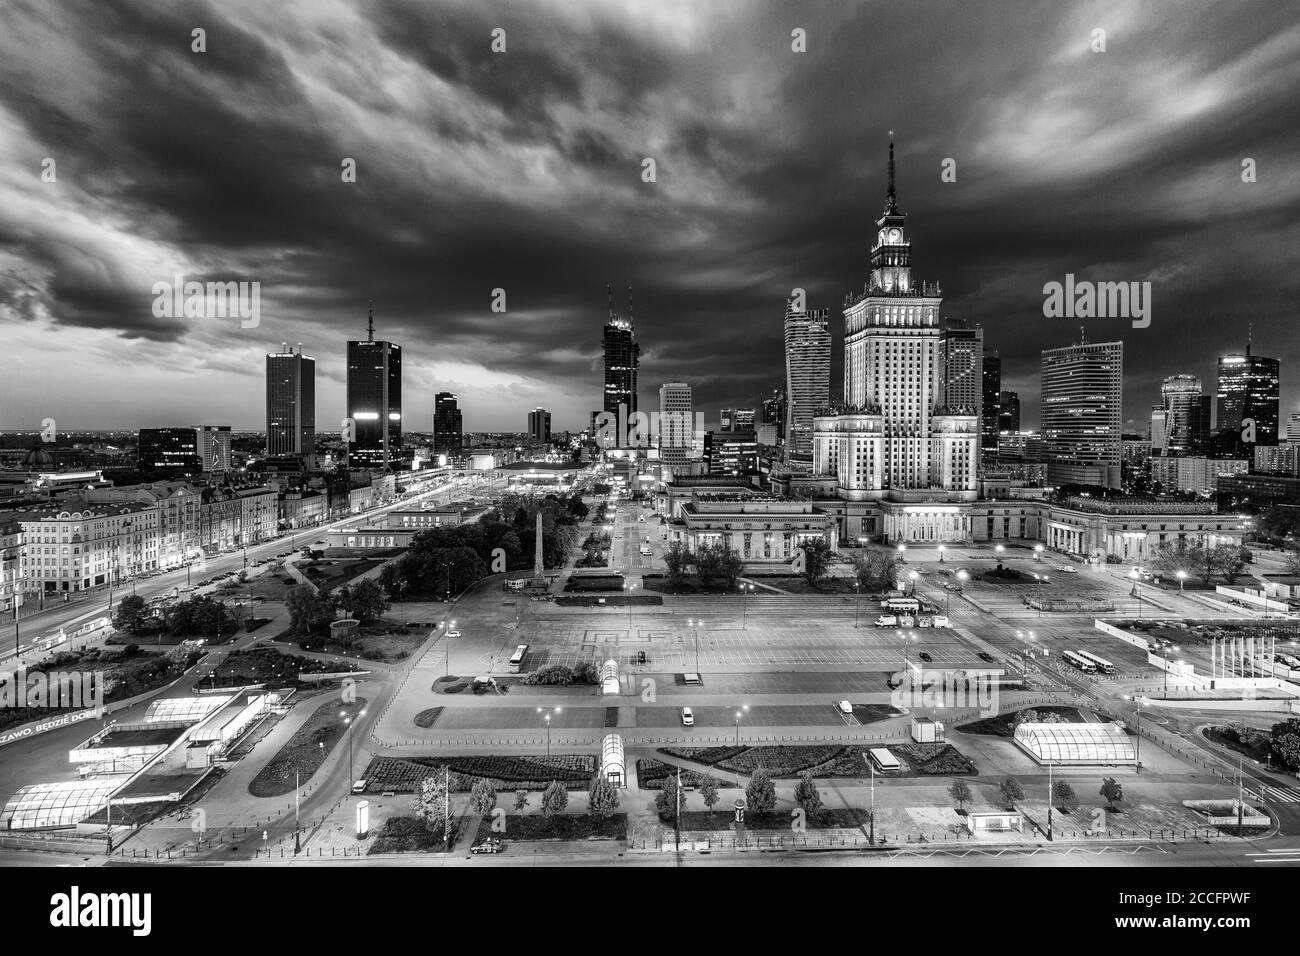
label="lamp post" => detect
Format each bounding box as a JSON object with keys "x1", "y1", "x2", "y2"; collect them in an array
[
  {"x1": 1176, "y1": 570, "x2": 1186, "y2": 592},
  {"x1": 537, "y1": 707, "x2": 561, "y2": 758},
  {"x1": 739, "y1": 582, "x2": 754, "y2": 629},
  {"x1": 897, "y1": 544, "x2": 906, "y2": 564},
  {"x1": 624, "y1": 582, "x2": 637, "y2": 636},
  {"x1": 938, "y1": 544, "x2": 945, "y2": 563},
  {"x1": 1130, "y1": 569, "x2": 1142, "y2": 618},
  {"x1": 688, "y1": 618, "x2": 701, "y2": 672},
  {"x1": 341, "y1": 707, "x2": 367, "y2": 788},
  {"x1": 908, "y1": 570, "x2": 918, "y2": 596},
  {"x1": 853, "y1": 580, "x2": 861, "y2": 629},
  {"x1": 1163, "y1": 645, "x2": 1180, "y2": 698},
  {"x1": 733, "y1": 705, "x2": 749, "y2": 747},
  {"x1": 1034, "y1": 544, "x2": 1043, "y2": 562},
  {"x1": 1047, "y1": 761, "x2": 1054, "y2": 841}
]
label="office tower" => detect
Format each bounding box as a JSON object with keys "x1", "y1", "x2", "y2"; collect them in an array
[
  {"x1": 659, "y1": 382, "x2": 694, "y2": 473},
  {"x1": 1150, "y1": 406, "x2": 1168, "y2": 453},
  {"x1": 939, "y1": 320, "x2": 984, "y2": 415},
  {"x1": 197, "y1": 425, "x2": 232, "y2": 474},
  {"x1": 1160, "y1": 374, "x2": 1202, "y2": 456},
  {"x1": 433, "y1": 392, "x2": 463, "y2": 457},
  {"x1": 783, "y1": 296, "x2": 831, "y2": 462},
  {"x1": 137, "y1": 427, "x2": 201, "y2": 474},
  {"x1": 722, "y1": 408, "x2": 756, "y2": 431},
  {"x1": 762, "y1": 387, "x2": 787, "y2": 444},
  {"x1": 1217, "y1": 333, "x2": 1280, "y2": 446},
  {"x1": 1288, "y1": 413, "x2": 1300, "y2": 442},
  {"x1": 816, "y1": 138, "x2": 978, "y2": 499},
  {"x1": 602, "y1": 284, "x2": 639, "y2": 417},
  {"x1": 528, "y1": 406, "x2": 551, "y2": 443},
  {"x1": 346, "y1": 305, "x2": 402, "y2": 470},
  {"x1": 705, "y1": 430, "x2": 759, "y2": 475},
  {"x1": 981, "y1": 349, "x2": 1002, "y2": 449},
  {"x1": 1040, "y1": 339, "x2": 1123, "y2": 489},
  {"x1": 997, "y1": 391, "x2": 1020, "y2": 434},
  {"x1": 266, "y1": 345, "x2": 316, "y2": 457},
  {"x1": 1187, "y1": 395, "x2": 1212, "y2": 454}
]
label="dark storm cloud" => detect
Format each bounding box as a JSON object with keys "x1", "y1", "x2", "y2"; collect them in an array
[{"x1": 1, "y1": 0, "x2": 1298, "y2": 429}]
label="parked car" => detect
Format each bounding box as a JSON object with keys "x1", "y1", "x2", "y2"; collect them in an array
[
  {"x1": 918, "y1": 617, "x2": 933, "y2": 627},
  {"x1": 918, "y1": 652, "x2": 933, "y2": 662},
  {"x1": 1056, "y1": 565, "x2": 1078, "y2": 574},
  {"x1": 446, "y1": 629, "x2": 461, "y2": 638},
  {"x1": 978, "y1": 652, "x2": 995, "y2": 663},
  {"x1": 470, "y1": 838, "x2": 505, "y2": 854},
  {"x1": 351, "y1": 779, "x2": 367, "y2": 794},
  {"x1": 681, "y1": 707, "x2": 694, "y2": 726},
  {"x1": 837, "y1": 700, "x2": 853, "y2": 715},
  {"x1": 875, "y1": 615, "x2": 899, "y2": 627}
]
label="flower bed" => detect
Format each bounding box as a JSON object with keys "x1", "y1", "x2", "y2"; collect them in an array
[
  {"x1": 636, "y1": 759, "x2": 719, "y2": 790},
  {"x1": 893, "y1": 743, "x2": 977, "y2": 775},
  {"x1": 472, "y1": 814, "x2": 626, "y2": 843},
  {"x1": 659, "y1": 746, "x2": 747, "y2": 765},
  {"x1": 413, "y1": 707, "x2": 443, "y2": 729},
  {"x1": 368, "y1": 816, "x2": 460, "y2": 854},
  {"x1": 657, "y1": 745, "x2": 874, "y2": 778},
  {"x1": 360, "y1": 754, "x2": 595, "y2": 793}
]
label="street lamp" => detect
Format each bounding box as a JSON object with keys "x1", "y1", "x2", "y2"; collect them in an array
[
  {"x1": 1176, "y1": 570, "x2": 1186, "y2": 592},
  {"x1": 537, "y1": 707, "x2": 562, "y2": 758},
  {"x1": 908, "y1": 570, "x2": 918, "y2": 596},
  {"x1": 995, "y1": 544, "x2": 1005, "y2": 557},
  {"x1": 938, "y1": 544, "x2": 945, "y2": 563},
  {"x1": 688, "y1": 618, "x2": 702, "y2": 672},
  {"x1": 853, "y1": 580, "x2": 861, "y2": 629},
  {"x1": 739, "y1": 582, "x2": 754, "y2": 629},
  {"x1": 624, "y1": 582, "x2": 637, "y2": 635},
  {"x1": 1034, "y1": 544, "x2": 1043, "y2": 562},
  {"x1": 1163, "y1": 645, "x2": 1180, "y2": 698},
  {"x1": 897, "y1": 544, "x2": 906, "y2": 564},
  {"x1": 733, "y1": 705, "x2": 749, "y2": 747},
  {"x1": 1130, "y1": 569, "x2": 1142, "y2": 618}
]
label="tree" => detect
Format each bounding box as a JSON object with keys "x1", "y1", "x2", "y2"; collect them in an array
[
  {"x1": 745, "y1": 768, "x2": 777, "y2": 814},
  {"x1": 1269, "y1": 718, "x2": 1300, "y2": 772},
  {"x1": 1216, "y1": 545, "x2": 1249, "y2": 585},
  {"x1": 699, "y1": 774, "x2": 720, "y2": 811},
  {"x1": 1284, "y1": 548, "x2": 1300, "y2": 578},
  {"x1": 286, "y1": 584, "x2": 335, "y2": 637},
  {"x1": 1149, "y1": 542, "x2": 1201, "y2": 581},
  {"x1": 852, "y1": 550, "x2": 898, "y2": 592},
  {"x1": 1051, "y1": 780, "x2": 1077, "y2": 813},
  {"x1": 948, "y1": 777, "x2": 973, "y2": 812},
  {"x1": 111, "y1": 594, "x2": 149, "y2": 635},
  {"x1": 411, "y1": 774, "x2": 453, "y2": 842},
  {"x1": 335, "y1": 578, "x2": 389, "y2": 623},
  {"x1": 655, "y1": 773, "x2": 682, "y2": 821},
  {"x1": 794, "y1": 771, "x2": 823, "y2": 815},
  {"x1": 513, "y1": 789, "x2": 529, "y2": 812},
  {"x1": 469, "y1": 778, "x2": 497, "y2": 816},
  {"x1": 695, "y1": 544, "x2": 742, "y2": 587},
  {"x1": 540, "y1": 780, "x2": 568, "y2": 816},
  {"x1": 799, "y1": 538, "x2": 833, "y2": 586},
  {"x1": 998, "y1": 777, "x2": 1024, "y2": 809},
  {"x1": 1099, "y1": 777, "x2": 1123, "y2": 810},
  {"x1": 587, "y1": 775, "x2": 620, "y2": 819}
]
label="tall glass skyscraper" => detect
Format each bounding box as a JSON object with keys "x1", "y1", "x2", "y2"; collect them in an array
[
  {"x1": 1160, "y1": 374, "x2": 1202, "y2": 456},
  {"x1": 602, "y1": 285, "x2": 639, "y2": 417},
  {"x1": 346, "y1": 305, "x2": 402, "y2": 470},
  {"x1": 1217, "y1": 338, "x2": 1279, "y2": 447},
  {"x1": 265, "y1": 345, "x2": 315, "y2": 457},
  {"x1": 433, "y1": 392, "x2": 462, "y2": 457},
  {"x1": 783, "y1": 296, "x2": 831, "y2": 463},
  {"x1": 1040, "y1": 339, "x2": 1123, "y2": 489}
]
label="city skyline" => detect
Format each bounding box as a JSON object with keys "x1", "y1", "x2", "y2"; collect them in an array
[{"x1": 2, "y1": 1, "x2": 1299, "y2": 433}]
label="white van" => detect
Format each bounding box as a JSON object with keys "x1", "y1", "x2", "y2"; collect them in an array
[
  {"x1": 931, "y1": 615, "x2": 950, "y2": 628},
  {"x1": 681, "y1": 707, "x2": 694, "y2": 726},
  {"x1": 874, "y1": 615, "x2": 899, "y2": 627},
  {"x1": 837, "y1": 700, "x2": 853, "y2": 715}
]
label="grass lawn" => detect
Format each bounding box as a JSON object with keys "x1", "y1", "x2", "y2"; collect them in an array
[
  {"x1": 1204, "y1": 726, "x2": 1273, "y2": 764},
  {"x1": 247, "y1": 697, "x2": 367, "y2": 797},
  {"x1": 362, "y1": 754, "x2": 596, "y2": 793},
  {"x1": 368, "y1": 816, "x2": 458, "y2": 854},
  {"x1": 309, "y1": 624, "x2": 428, "y2": 662},
  {"x1": 414, "y1": 707, "x2": 444, "y2": 728},
  {"x1": 743, "y1": 576, "x2": 859, "y2": 595},
  {"x1": 473, "y1": 813, "x2": 626, "y2": 842},
  {"x1": 956, "y1": 706, "x2": 1085, "y2": 737},
  {"x1": 301, "y1": 558, "x2": 385, "y2": 591},
  {"x1": 195, "y1": 647, "x2": 363, "y2": 689}
]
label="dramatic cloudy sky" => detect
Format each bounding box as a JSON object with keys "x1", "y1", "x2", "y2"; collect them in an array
[{"x1": 2, "y1": 0, "x2": 1299, "y2": 434}]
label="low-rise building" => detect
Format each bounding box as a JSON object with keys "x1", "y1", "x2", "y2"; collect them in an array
[{"x1": 18, "y1": 499, "x2": 160, "y2": 594}]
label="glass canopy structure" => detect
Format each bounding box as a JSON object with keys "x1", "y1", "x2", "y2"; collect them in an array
[
  {"x1": 0, "y1": 779, "x2": 123, "y2": 829},
  {"x1": 1013, "y1": 721, "x2": 1137, "y2": 765}
]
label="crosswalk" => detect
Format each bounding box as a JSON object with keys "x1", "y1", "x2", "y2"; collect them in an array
[{"x1": 1262, "y1": 785, "x2": 1300, "y2": 804}]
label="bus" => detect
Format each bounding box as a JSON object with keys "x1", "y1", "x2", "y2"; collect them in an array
[
  {"x1": 508, "y1": 644, "x2": 529, "y2": 673},
  {"x1": 1075, "y1": 650, "x2": 1115, "y2": 674},
  {"x1": 881, "y1": 597, "x2": 920, "y2": 614},
  {"x1": 1062, "y1": 650, "x2": 1097, "y2": 674}
]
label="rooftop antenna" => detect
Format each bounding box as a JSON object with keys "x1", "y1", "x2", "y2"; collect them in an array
[
  {"x1": 627, "y1": 284, "x2": 634, "y2": 324},
  {"x1": 1247, "y1": 322, "x2": 1253, "y2": 356},
  {"x1": 367, "y1": 300, "x2": 375, "y2": 343},
  {"x1": 606, "y1": 283, "x2": 613, "y2": 319}
]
